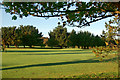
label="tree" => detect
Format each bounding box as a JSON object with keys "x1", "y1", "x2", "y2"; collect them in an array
[
  {"x1": 94, "y1": 35, "x2": 105, "y2": 47},
  {"x1": 92, "y1": 15, "x2": 119, "y2": 60},
  {"x1": 1, "y1": 26, "x2": 17, "y2": 48},
  {"x1": 1, "y1": 27, "x2": 8, "y2": 51},
  {"x1": 49, "y1": 25, "x2": 69, "y2": 48},
  {"x1": 68, "y1": 30, "x2": 105, "y2": 49},
  {"x1": 14, "y1": 27, "x2": 22, "y2": 47},
  {"x1": 1, "y1": 1, "x2": 119, "y2": 57},
  {"x1": 1, "y1": 1, "x2": 120, "y2": 27},
  {"x1": 67, "y1": 29, "x2": 77, "y2": 48},
  {"x1": 1, "y1": 25, "x2": 43, "y2": 49},
  {"x1": 46, "y1": 38, "x2": 59, "y2": 48},
  {"x1": 19, "y1": 25, "x2": 43, "y2": 48}
]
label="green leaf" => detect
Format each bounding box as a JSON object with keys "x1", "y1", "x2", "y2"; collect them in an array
[
  {"x1": 12, "y1": 15, "x2": 17, "y2": 20},
  {"x1": 24, "y1": 13, "x2": 28, "y2": 17},
  {"x1": 5, "y1": 9, "x2": 10, "y2": 13}
]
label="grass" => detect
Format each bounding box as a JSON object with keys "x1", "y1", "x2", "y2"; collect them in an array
[{"x1": 2, "y1": 48, "x2": 118, "y2": 78}]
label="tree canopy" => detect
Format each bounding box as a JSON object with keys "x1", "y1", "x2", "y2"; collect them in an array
[
  {"x1": 1, "y1": 25, "x2": 43, "y2": 49},
  {"x1": 1, "y1": 1, "x2": 120, "y2": 27},
  {"x1": 68, "y1": 30, "x2": 105, "y2": 49},
  {"x1": 48, "y1": 25, "x2": 69, "y2": 48},
  {"x1": 48, "y1": 25, "x2": 105, "y2": 49},
  {"x1": 92, "y1": 15, "x2": 119, "y2": 60}
]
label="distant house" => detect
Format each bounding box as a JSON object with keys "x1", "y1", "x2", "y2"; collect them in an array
[{"x1": 41, "y1": 37, "x2": 49, "y2": 46}]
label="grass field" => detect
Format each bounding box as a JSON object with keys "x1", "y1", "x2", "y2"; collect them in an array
[{"x1": 2, "y1": 48, "x2": 118, "y2": 78}]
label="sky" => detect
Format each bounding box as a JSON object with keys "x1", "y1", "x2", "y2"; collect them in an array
[{"x1": 0, "y1": 2, "x2": 115, "y2": 37}]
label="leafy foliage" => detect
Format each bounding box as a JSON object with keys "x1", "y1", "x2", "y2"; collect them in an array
[
  {"x1": 48, "y1": 25, "x2": 105, "y2": 48},
  {"x1": 1, "y1": 26, "x2": 16, "y2": 48},
  {"x1": 92, "y1": 15, "x2": 119, "y2": 60},
  {"x1": 18, "y1": 25, "x2": 43, "y2": 48},
  {"x1": 2, "y1": 2, "x2": 120, "y2": 27},
  {"x1": 67, "y1": 29, "x2": 77, "y2": 47},
  {"x1": 68, "y1": 30, "x2": 105, "y2": 49},
  {"x1": 1, "y1": 25, "x2": 43, "y2": 50},
  {"x1": 47, "y1": 38, "x2": 59, "y2": 48},
  {"x1": 48, "y1": 25, "x2": 69, "y2": 48}
]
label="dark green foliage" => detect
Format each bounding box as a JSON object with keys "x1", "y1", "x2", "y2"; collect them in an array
[
  {"x1": 67, "y1": 29, "x2": 77, "y2": 48},
  {"x1": 92, "y1": 15, "x2": 119, "y2": 59},
  {"x1": 68, "y1": 30, "x2": 105, "y2": 49},
  {"x1": 12, "y1": 15, "x2": 17, "y2": 20},
  {"x1": 47, "y1": 38, "x2": 59, "y2": 48},
  {"x1": 48, "y1": 25, "x2": 69, "y2": 48},
  {"x1": 1, "y1": 25, "x2": 43, "y2": 48},
  {"x1": 1, "y1": 26, "x2": 16, "y2": 48},
  {"x1": 94, "y1": 35, "x2": 105, "y2": 46},
  {"x1": 40, "y1": 44, "x2": 46, "y2": 48},
  {"x1": 19, "y1": 25, "x2": 43, "y2": 48},
  {"x1": 48, "y1": 26, "x2": 105, "y2": 48},
  {"x1": 2, "y1": 2, "x2": 119, "y2": 27}
]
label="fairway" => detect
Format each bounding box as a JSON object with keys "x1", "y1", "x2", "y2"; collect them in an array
[{"x1": 2, "y1": 48, "x2": 118, "y2": 78}]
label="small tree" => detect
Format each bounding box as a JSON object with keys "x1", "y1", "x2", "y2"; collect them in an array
[{"x1": 92, "y1": 15, "x2": 119, "y2": 61}]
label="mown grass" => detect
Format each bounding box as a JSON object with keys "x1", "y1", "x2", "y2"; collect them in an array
[{"x1": 2, "y1": 48, "x2": 118, "y2": 78}]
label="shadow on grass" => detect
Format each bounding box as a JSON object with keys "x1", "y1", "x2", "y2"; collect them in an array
[
  {"x1": 31, "y1": 47, "x2": 61, "y2": 49},
  {"x1": 4, "y1": 50, "x2": 53, "y2": 53},
  {"x1": 3, "y1": 50, "x2": 83, "y2": 53},
  {"x1": 20, "y1": 52, "x2": 92, "y2": 55},
  {"x1": 1, "y1": 57, "x2": 117, "y2": 70}
]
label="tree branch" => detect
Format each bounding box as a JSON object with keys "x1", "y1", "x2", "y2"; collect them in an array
[
  {"x1": 31, "y1": 9, "x2": 116, "y2": 13},
  {"x1": 30, "y1": 13, "x2": 66, "y2": 17},
  {"x1": 79, "y1": 13, "x2": 116, "y2": 27}
]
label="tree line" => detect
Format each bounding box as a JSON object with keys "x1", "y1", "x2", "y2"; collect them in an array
[
  {"x1": 1, "y1": 25, "x2": 105, "y2": 50},
  {"x1": 1, "y1": 25, "x2": 43, "y2": 49},
  {"x1": 47, "y1": 25, "x2": 105, "y2": 49}
]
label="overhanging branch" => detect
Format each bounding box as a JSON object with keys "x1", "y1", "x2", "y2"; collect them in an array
[{"x1": 78, "y1": 13, "x2": 116, "y2": 27}]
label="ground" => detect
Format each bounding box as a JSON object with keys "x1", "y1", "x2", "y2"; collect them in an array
[{"x1": 2, "y1": 48, "x2": 118, "y2": 78}]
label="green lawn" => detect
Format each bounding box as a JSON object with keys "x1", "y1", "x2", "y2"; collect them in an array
[{"x1": 2, "y1": 48, "x2": 118, "y2": 78}]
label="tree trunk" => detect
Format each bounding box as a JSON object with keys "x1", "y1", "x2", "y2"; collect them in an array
[
  {"x1": 65, "y1": 46, "x2": 67, "y2": 48},
  {"x1": 60, "y1": 46, "x2": 63, "y2": 49},
  {"x1": 87, "y1": 46, "x2": 89, "y2": 49},
  {"x1": 29, "y1": 45, "x2": 32, "y2": 48},
  {"x1": 81, "y1": 46, "x2": 84, "y2": 49},
  {"x1": 72, "y1": 46, "x2": 75, "y2": 48},
  {"x1": 2, "y1": 45, "x2": 6, "y2": 52},
  {"x1": 24, "y1": 45, "x2": 25, "y2": 48},
  {"x1": 15, "y1": 44, "x2": 17, "y2": 48},
  {"x1": 2, "y1": 47, "x2": 4, "y2": 52},
  {"x1": 7, "y1": 45, "x2": 9, "y2": 48},
  {"x1": 78, "y1": 46, "x2": 80, "y2": 48},
  {"x1": 84, "y1": 46, "x2": 86, "y2": 49}
]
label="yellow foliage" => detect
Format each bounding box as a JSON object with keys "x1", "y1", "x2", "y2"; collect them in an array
[
  {"x1": 60, "y1": 15, "x2": 62, "y2": 17},
  {"x1": 76, "y1": 11, "x2": 80, "y2": 14},
  {"x1": 105, "y1": 42, "x2": 109, "y2": 46}
]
